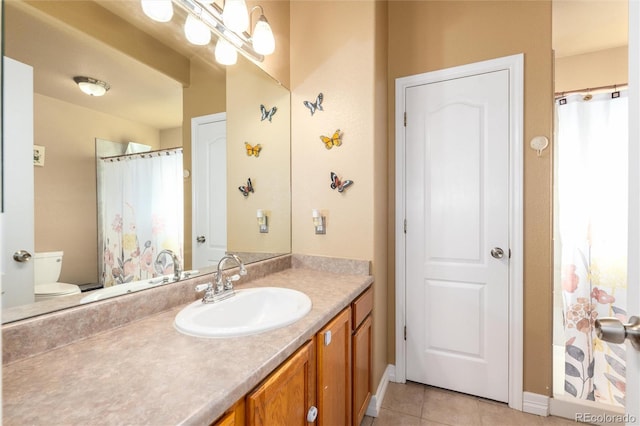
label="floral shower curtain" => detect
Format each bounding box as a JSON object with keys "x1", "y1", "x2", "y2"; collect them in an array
[
  {"x1": 556, "y1": 91, "x2": 628, "y2": 406},
  {"x1": 99, "y1": 149, "x2": 184, "y2": 287}
]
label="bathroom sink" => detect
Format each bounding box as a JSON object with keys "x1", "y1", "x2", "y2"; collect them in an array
[{"x1": 174, "y1": 287, "x2": 312, "y2": 338}]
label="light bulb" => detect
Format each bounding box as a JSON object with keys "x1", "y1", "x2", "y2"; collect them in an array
[
  {"x1": 214, "y1": 39, "x2": 238, "y2": 65},
  {"x1": 184, "y1": 15, "x2": 211, "y2": 46},
  {"x1": 222, "y1": 0, "x2": 249, "y2": 33},
  {"x1": 141, "y1": 0, "x2": 173, "y2": 23},
  {"x1": 252, "y1": 15, "x2": 275, "y2": 55}
]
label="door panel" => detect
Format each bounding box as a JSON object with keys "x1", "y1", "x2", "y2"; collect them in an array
[
  {"x1": 405, "y1": 70, "x2": 510, "y2": 402},
  {"x1": 192, "y1": 114, "x2": 226, "y2": 268}
]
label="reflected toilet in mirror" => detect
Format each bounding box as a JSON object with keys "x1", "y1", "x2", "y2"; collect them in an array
[{"x1": 34, "y1": 252, "x2": 81, "y2": 301}]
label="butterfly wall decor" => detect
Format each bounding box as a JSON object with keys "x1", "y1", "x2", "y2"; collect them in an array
[
  {"x1": 320, "y1": 129, "x2": 342, "y2": 150},
  {"x1": 260, "y1": 104, "x2": 277, "y2": 122},
  {"x1": 330, "y1": 171, "x2": 354, "y2": 193},
  {"x1": 245, "y1": 142, "x2": 262, "y2": 157},
  {"x1": 238, "y1": 178, "x2": 254, "y2": 197},
  {"x1": 303, "y1": 93, "x2": 324, "y2": 116}
]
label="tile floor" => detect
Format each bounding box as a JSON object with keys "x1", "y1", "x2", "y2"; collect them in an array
[{"x1": 360, "y1": 382, "x2": 583, "y2": 426}]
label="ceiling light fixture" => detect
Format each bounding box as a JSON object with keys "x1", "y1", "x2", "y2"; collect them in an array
[{"x1": 73, "y1": 76, "x2": 110, "y2": 97}]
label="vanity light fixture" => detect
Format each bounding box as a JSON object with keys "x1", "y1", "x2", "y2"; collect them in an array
[
  {"x1": 312, "y1": 209, "x2": 326, "y2": 235},
  {"x1": 141, "y1": 0, "x2": 274, "y2": 65},
  {"x1": 141, "y1": 0, "x2": 174, "y2": 22},
  {"x1": 222, "y1": 0, "x2": 250, "y2": 33},
  {"x1": 257, "y1": 209, "x2": 269, "y2": 233},
  {"x1": 73, "y1": 76, "x2": 110, "y2": 97},
  {"x1": 249, "y1": 6, "x2": 275, "y2": 55},
  {"x1": 215, "y1": 38, "x2": 238, "y2": 65},
  {"x1": 184, "y1": 14, "x2": 212, "y2": 45}
]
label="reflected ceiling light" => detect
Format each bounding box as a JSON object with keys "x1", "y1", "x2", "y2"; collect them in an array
[
  {"x1": 250, "y1": 6, "x2": 275, "y2": 55},
  {"x1": 184, "y1": 14, "x2": 212, "y2": 45},
  {"x1": 214, "y1": 38, "x2": 238, "y2": 65},
  {"x1": 73, "y1": 76, "x2": 110, "y2": 97},
  {"x1": 222, "y1": 0, "x2": 250, "y2": 33},
  {"x1": 141, "y1": 0, "x2": 174, "y2": 22}
]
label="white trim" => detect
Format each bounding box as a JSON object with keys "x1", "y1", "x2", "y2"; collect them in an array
[
  {"x1": 522, "y1": 392, "x2": 550, "y2": 417},
  {"x1": 626, "y1": 1, "x2": 640, "y2": 424},
  {"x1": 394, "y1": 54, "x2": 524, "y2": 410},
  {"x1": 365, "y1": 364, "x2": 395, "y2": 417},
  {"x1": 550, "y1": 395, "x2": 626, "y2": 426}
]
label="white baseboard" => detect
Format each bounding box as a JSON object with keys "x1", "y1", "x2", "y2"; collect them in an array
[
  {"x1": 522, "y1": 392, "x2": 550, "y2": 417},
  {"x1": 550, "y1": 395, "x2": 626, "y2": 426},
  {"x1": 365, "y1": 364, "x2": 395, "y2": 417}
]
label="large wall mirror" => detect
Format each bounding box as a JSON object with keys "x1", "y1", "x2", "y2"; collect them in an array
[{"x1": 2, "y1": 0, "x2": 291, "y2": 322}]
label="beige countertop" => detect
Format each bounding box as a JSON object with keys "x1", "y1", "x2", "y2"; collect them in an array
[{"x1": 2, "y1": 267, "x2": 373, "y2": 425}]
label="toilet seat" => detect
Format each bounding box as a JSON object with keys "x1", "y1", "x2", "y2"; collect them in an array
[{"x1": 35, "y1": 282, "x2": 81, "y2": 298}]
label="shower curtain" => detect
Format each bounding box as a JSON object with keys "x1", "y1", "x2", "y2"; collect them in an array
[
  {"x1": 99, "y1": 149, "x2": 184, "y2": 287},
  {"x1": 556, "y1": 91, "x2": 628, "y2": 406}
]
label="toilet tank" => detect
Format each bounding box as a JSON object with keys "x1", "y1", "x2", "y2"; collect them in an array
[{"x1": 34, "y1": 251, "x2": 64, "y2": 285}]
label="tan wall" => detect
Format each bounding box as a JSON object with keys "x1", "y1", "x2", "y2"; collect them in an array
[
  {"x1": 226, "y1": 58, "x2": 291, "y2": 254},
  {"x1": 34, "y1": 94, "x2": 160, "y2": 285},
  {"x1": 388, "y1": 1, "x2": 554, "y2": 396},
  {"x1": 290, "y1": 0, "x2": 389, "y2": 389},
  {"x1": 555, "y1": 46, "x2": 628, "y2": 93},
  {"x1": 160, "y1": 127, "x2": 182, "y2": 149}
]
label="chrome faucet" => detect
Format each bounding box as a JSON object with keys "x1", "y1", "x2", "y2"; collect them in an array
[
  {"x1": 197, "y1": 254, "x2": 246, "y2": 303},
  {"x1": 155, "y1": 249, "x2": 182, "y2": 282},
  {"x1": 216, "y1": 254, "x2": 247, "y2": 291}
]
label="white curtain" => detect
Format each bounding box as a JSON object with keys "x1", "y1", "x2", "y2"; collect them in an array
[
  {"x1": 556, "y1": 91, "x2": 628, "y2": 406},
  {"x1": 99, "y1": 150, "x2": 184, "y2": 287}
]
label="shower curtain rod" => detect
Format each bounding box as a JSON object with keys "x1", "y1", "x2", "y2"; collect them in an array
[
  {"x1": 555, "y1": 83, "x2": 628, "y2": 98},
  {"x1": 101, "y1": 147, "x2": 183, "y2": 161}
]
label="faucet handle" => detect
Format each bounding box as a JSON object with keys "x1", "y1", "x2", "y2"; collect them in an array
[{"x1": 195, "y1": 283, "x2": 210, "y2": 293}]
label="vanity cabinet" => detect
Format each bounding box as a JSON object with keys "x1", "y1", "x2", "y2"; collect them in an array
[
  {"x1": 215, "y1": 285, "x2": 372, "y2": 426},
  {"x1": 246, "y1": 340, "x2": 316, "y2": 425},
  {"x1": 317, "y1": 307, "x2": 352, "y2": 425},
  {"x1": 351, "y1": 287, "x2": 373, "y2": 425}
]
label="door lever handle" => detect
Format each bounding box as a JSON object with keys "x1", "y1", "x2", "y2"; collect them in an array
[{"x1": 595, "y1": 316, "x2": 640, "y2": 351}]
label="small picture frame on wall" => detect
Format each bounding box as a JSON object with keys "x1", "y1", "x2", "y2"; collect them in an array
[{"x1": 33, "y1": 145, "x2": 46, "y2": 167}]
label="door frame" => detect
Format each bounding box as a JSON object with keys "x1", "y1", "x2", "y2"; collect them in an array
[
  {"x1": 627, "y1": 0, "x2": 639, "y2": 422},
  {"x1": 394, "y1": 54, "x2": 524, "y2": 410}
]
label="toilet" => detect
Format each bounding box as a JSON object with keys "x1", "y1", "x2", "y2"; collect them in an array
[{"x1": 34, "y1": 251, "x2": 81, "y2": 300}]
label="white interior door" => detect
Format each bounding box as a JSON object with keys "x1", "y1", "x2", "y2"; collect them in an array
[
  {"x1": 192, "y1": 113, "x2": 227, "y2": 268},
  {"x1": 405, "y1": 69, "x2": 510, "y2": 402},
  {"x1": 1, "y1": 56, "x2": 35, "y2": 309}
]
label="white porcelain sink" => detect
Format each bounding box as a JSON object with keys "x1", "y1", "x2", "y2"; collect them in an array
[{"x1": 174, "y1": 287, "x2": 312, "y2": 338}]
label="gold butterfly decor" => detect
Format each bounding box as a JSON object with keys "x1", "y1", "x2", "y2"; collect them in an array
[
  {"x1": 320, "y1": 129, "x2": 342, "y2": 150},
  {"x1": 245, "y1": 142, "x2": 262, "y2": 157}
]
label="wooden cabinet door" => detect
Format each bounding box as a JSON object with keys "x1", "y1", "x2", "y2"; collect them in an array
[
  {"x1": 352, "y1": 315, "x2": 372, "y2": 426},
  {"x1": 246, "y1": 340, "x2": 315, "y2": 426},
  {"x1": 317, "y1": 308, "x2": 352, "y2": 426}
]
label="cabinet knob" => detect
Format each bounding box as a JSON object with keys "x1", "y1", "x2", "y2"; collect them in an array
[{"x1": 306, "y1": 406, "x2": 318, "y2": 422}]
